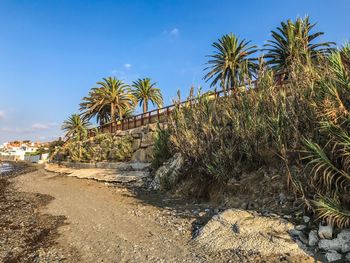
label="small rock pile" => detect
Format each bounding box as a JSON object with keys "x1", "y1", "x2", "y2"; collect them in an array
[{"x1": 289, "y1": 217, "x2": 350, "y2": 262}]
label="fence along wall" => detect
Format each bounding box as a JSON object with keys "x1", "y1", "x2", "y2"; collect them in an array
[{"x1": 87, "y1": 73, "x2": 286, "y2": 136}]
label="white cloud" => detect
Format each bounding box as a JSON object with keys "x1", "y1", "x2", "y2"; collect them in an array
[
  {"x1": 0, "y1": 110, "x2": 6, "y2": 119},
  {"x1": 111, "y1": 69, "x2": 119, "y2": 75},
  {"x1": 32, "y1": 123, "x2": 49, "y2": 130},
  {"x1": 163, "y1": 28, "x2": 180, "y2": 37},
  {"x1": 0, "y1": 122, "x2": 58, "y2": 134},
  {"x1": 31, "y1": 122, "x2": 58, "y2": 130},
  {"x1": 47, "y1": 122, "x2": 58, "y2": 127},
  {"x1": 0, "y1": 127, "x2": 33, "y2": 134},
  {"x1": 124, "y1": 63, "x2": 132, "y2": 70},
  {"x1": 170, "y1": 28, "x2": 179, "y2": 37}
]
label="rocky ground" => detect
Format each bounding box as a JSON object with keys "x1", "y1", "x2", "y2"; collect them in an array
[{"x1": 0, "y1": 165, "x2": 321, "y2": 262}]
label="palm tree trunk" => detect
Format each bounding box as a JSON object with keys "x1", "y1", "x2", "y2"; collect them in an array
[
  {"x1": 221, "y1": 77, "x2": 227, "y2": 96},
  {"x1": 111, "y1": 102, "x2": 115, "y2": 131},
  {"x1": 143, "y1": 100, "x2": 148, "y2": 113}
]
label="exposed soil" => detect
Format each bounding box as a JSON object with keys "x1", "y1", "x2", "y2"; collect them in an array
[
  {"x1": 1, "y1": 167, "x2": 314, "y2": 262},
  {"x1": 0, "y1": 165, "x2": 78, "y2": 262}
]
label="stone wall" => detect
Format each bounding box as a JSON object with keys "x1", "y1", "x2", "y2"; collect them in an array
[{"x1": 114, "y1": 123, "x2": 167, "y2": 163}]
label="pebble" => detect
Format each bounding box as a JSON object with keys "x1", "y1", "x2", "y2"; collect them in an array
[
  {"x1": 318, "y1": 224, "x2": 333, "y2": 239},
  {"x1": 303, "y1": 216, "x2": 310, "y2": 224},
  {"x1": 198, "y1": 212, "x2": 206, "y2": 217},
  {"x1": 295, "y1": 225, "x2": 306, "y2": 231},
  {"x1": 325, "y1": 250, "x2": 342, "y2": 262},
  {"x1": 308, "y1": 230, "x2": 319, "y2": 247},
  {"x1": 278, "y1": 193, "x2": 287, "y2": 204}
]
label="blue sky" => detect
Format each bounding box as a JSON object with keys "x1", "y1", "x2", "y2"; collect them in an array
[{"x1": 0, "y1": 0, "x2": 349, "y2": 143}]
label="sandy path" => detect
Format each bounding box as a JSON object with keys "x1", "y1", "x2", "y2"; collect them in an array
[{"x1": 13, "y1": 169, "x2": 210, "y2": 263}]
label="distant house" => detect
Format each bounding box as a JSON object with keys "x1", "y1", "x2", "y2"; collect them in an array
[{"x1": 0, "y1": 141, "x2": 49, "y2": 162}]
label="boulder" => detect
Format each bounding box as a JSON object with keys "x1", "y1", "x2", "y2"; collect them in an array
[
  {"x1": 131, "y1": 147, "x2": 154, "y2": 163},
  {"x1": 131, "y1": 133, "x2": 142, "y2": 139},
  {"x1": 194, "y1": 209, "x2": 312, "y2": 261},
  {"x1": 319, "y1": 224, "x2": 333, "y2": 239},
  {"x1": 318, "y1": 238, "x2": 342, "y2": 252},
  {"x1": 140, "y1": 132, "x2": 155, "y2": 148},
  {"x1": 129, "y1": 126, "x2": 144, "y2": 135},
  {"x1": 308, "y1": 230, "x2": 319, "y2": 247},
  {"x1": 150, "y1": 153, "x2": 184, "y2": 190},
  {"x1": 115, "y1": 130, "x2": 127, "y2": 136},
  {"x1": 337, "y1": 229, "x2": 350, "y2": 242},
  {"x1": 342, "y1": 241, "x2": 350, "y2": 253},
  {"x1": 325, "y1": 250, "x2": 342, "y2": 262},
  {"x1": 131, "y1": 139, "x2": 141, "y2": 152}
]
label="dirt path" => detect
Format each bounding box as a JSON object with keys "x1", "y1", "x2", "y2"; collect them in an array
[{"x1": 12, "y1": 169, "x2": 215, "y2": 263}]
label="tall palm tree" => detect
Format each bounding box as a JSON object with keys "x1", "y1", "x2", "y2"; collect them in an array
[
  {"x1": 204, "y1": 33, "x2": 258, "y2": 93},
  {"x1": 62, "y1": 114, "x2": 90, "y2": 139},
  {"x1": 263, "y1": 16, "x2": 335, "y2": 72},
  {"x1": 80, "y1": 88, "x2": 110, "y2": 125},
  {"x1": 131, "y1": 78, "x2": 163, "y2": 113},
  {"x1": 80, "y1": 77, "x2": 136, "y2": 125}
]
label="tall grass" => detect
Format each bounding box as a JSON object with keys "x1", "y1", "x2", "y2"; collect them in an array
[{"x1": 168, "y1": 63, "x2": 319, "y2": 184}]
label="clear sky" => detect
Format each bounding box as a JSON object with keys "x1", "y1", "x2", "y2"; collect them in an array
[{"x1": 0, "y1": 0, "x2": 349, "y2": 144}]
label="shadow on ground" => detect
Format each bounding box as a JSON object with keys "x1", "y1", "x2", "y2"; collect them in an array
[{"x1": 0, "y1": 175, "x2": 79, "y2": 262}]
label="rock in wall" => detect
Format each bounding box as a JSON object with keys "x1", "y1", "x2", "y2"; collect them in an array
[{"x1": 114, "y1": 123, "x2": 167, "y2": 163}]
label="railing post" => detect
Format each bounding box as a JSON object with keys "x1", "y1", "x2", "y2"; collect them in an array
[
  {"x1": 157, "y1": 109, "x2": 160, "y2": 120},
  {"x1": 148, "y1": 111, "x2": 151, "y2": 124},
  {"x1": 141, "y1": 113, "x2": 144, "y2": 126},
  {"x1": 127, "y1": 118, "x2": 130, "y2": 130},
  {"x1": 134, "y1": 116, "x2": 136, "y2": 128}
]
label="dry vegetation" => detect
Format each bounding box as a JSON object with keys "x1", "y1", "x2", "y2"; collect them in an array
[{"x1": 152, "y1": 45, "x2": 350, "y2": 229}]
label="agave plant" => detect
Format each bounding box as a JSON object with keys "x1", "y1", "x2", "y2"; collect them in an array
[
  {"x1": 264, "y1": 16, "x2": 334, "y2": 73},
  {"x1": 131, "y1": 78, "x2": 163, "y2": 113},
  {"x1": 303, "y1": 45, "x2": 350, "y2": 228},
  {"x1": 204, "y1": 33, "x2": 258, "y2": 93}
]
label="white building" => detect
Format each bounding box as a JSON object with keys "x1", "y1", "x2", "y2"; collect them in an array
[{"x1": 0, "y1": 141, "x2": 40, "y2": 161}]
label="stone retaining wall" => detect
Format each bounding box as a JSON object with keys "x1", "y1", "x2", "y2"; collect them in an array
[{"x1": 115, "y1": 123, "x2": 167, "y2": 163}]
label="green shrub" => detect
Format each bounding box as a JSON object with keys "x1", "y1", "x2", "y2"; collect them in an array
[
  {"x1": 152, "y1": 124, "x2": 172, "y2": 169},
  {"x1": 54, "y1": 133, "x2": 133, "y2": 163},
  {"x1": 302, "y1": 45, "x2": 350, "y2": 229}
]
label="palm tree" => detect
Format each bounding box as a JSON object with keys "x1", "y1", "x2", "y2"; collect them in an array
[
  {"x1": 62, "y1": 114, "x2": 90, "y2": 140},
  {"x1": 131, "y1": 78, "x2": 163, "y2": 113},
  {"x1": 80, "y1": 88, "x2": 110, "y2": 125},
  {"x1": 80, "y1": 77, "x2": 136, "y2": 125},
  {"x1": 204, "y1": 33, "x2": 258, "y2": 93},
  {"x1": 263, "y1": 16, "x2": 335, "y2": 72}
]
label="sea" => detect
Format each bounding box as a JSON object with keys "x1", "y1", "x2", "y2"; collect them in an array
[{"x1": 0, "y1": 162, "x2": 13, "y2": 175}]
